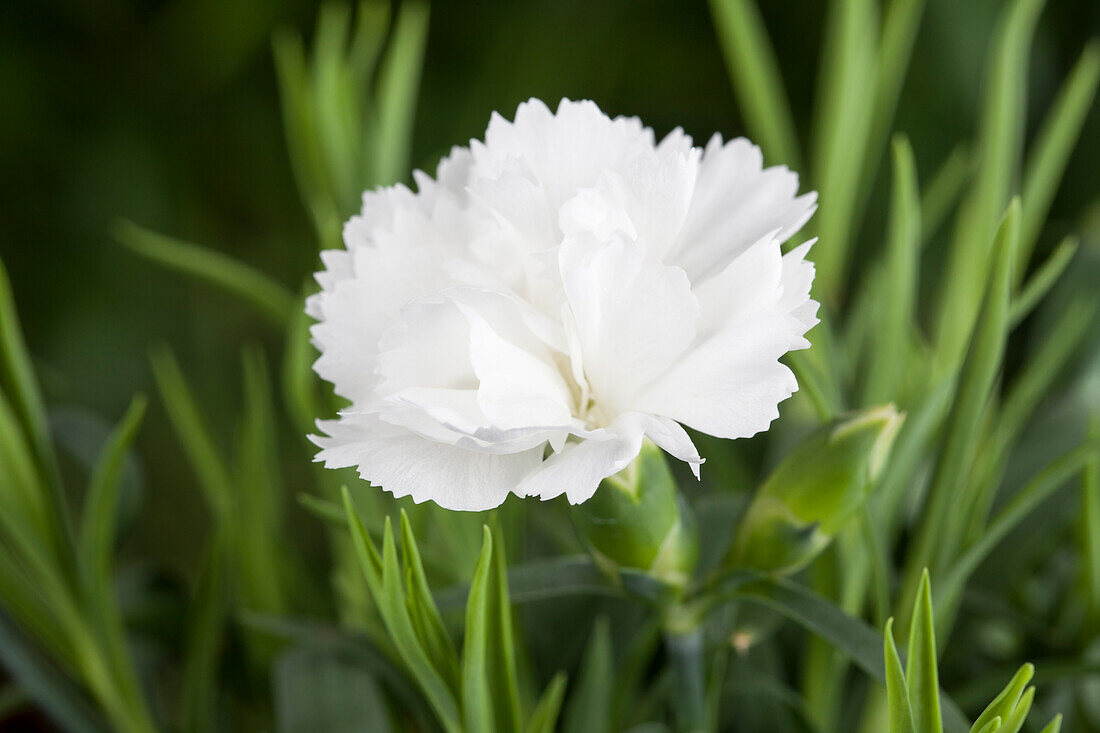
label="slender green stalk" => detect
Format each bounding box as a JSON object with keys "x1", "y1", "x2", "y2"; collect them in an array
[{"x1": 708, "y1": 0, "x2": 802, "y2": 168}]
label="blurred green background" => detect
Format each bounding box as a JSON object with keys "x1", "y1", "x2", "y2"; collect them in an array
[{"x1": 1, "y1": 0, "x2": 1098, "y2": 643}]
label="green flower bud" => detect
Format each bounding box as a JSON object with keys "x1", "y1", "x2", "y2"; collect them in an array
[
  {"x1": 729, "y1": 404, "x2": 904, "y2": 575},
  {"x1": 572, "y1": 440, "x2": 698, "y2": 591}
]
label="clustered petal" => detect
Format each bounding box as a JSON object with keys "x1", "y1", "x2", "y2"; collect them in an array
[{"x1": 309, "y1": 98, "x2": 819, "y2": 511}]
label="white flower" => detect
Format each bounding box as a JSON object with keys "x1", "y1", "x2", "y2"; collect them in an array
[{"x1": 309, "y1": 98, "x2": 818, "y2": 511}]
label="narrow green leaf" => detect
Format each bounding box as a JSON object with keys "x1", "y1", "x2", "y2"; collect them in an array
[
  {"x1": 526, "y1": 673, "x2": 567, "y2": 733},
  {"x1": 372, "y1": 0, "x2": 429, "y2": 184},
  {"x1": 935, "y1": 0, "x2": 1046, "y2": 363},
  {"x1": 297, "y1": 492, "x2": 347, "y2": 529},
  {"x1": 0, "y1": 257, "x2": 74, "y2": 574},
  {"x1": 1009, "y1": 235, "x2": 1079, "y2": 327},
  {"x1": 115, "y1": 221, "x2": 296, "y2": 326},
  {"x1": 235, "y1": 345, "x2": 287, "y2": 615},
  {"x1": 0, "y1": 386, "x2": 57, "y2": 555},
  {"x1": 1084, "y1": 418, "x2": 1100, "y2": 617},
  {"x1": 349, "y1": 0, "x2": 392, "y2": 92},
  {"x1": 884, "y1": 618, "x2": 915, "y2": 733},
  {"x1": 974, "y1": 719, "x2": 1002, "y2": 733},
  {"x1": 907, "y1": 570, "x2": 942, "y2": 733},
  {"x1": 76, "y1": 396, "x2": 152, "y2": 727},
  {"x1": 400, "y1": 511, "x2": 460, "y2": 692},
  {"x1": 707, "y1": 0, "x2": 801, "y2": 168},
  {"x1": 282, "y1": 296, "x2": 320, "y2": 437},
  {"x1": 149, "y1": 346, "x2": 232, "y2": 521},
  {"x1": 350, "y1": 0, "x2": 393, "y2": 186},
  {"x1": 963, "y1": 296, "x2": 1096, "y2": 540},
  {"x1": 920, "y1": 144, "x2": 973, "y2": 244},
  {"x1": 0, "y1": 611, "x2": 109, "y2": 733},
  {"x1": 999, "y1": 686, "x2": 1034, "y2": 733},
  {"x1": 809, "y1": 0, "x2": 879, "y2": 302},
  {"x1": 864, "y1": 135, "x2": 921, "y2": 404},
  {"x1": 79, "y1": 396, "x2": 146, "y2": 604},
  {"x1": 489, "y1": 521, "x2": 523, "y2": 733},
  {"x1": 272, "y1": 25, "x2": 342, "y2": 249},
  {"x1": 0, "y1": 545, "x2": 70, "y2": 667},
  {"x1": 311, "y1": 2, "x2": 360, "y2": 213},
  {"x1": 181, "y1": 533, "x2": 228, "y2": 733},
  {"x1": 1018, "y1": 42, "x2": 1100, "y2": 277},
  {"x1": 861, "y1": 504, "x2": 892, "y2": 629},
  {"x1": 353, "y1": 508, "x2": 461, "y2": 733},
  {"x1": 854, "y1": 0, "x2": 926, "y2": 232},
  {"x1": 0, "y1": 255, "x2": 62, "y2": 493},
  {"x1": 381, "y1": 518, "x2": 462, "y2": 731},
  {"x1": 906, "y1": 201, "x2": 1018, "y2": 604},
  {"x1": 562, "y1": 617, "x2": 613, "y2": 733},
  {"x1": 1039, "y1": 714, "x2": 1062, "y2": 733},
  {"x1": 970, "y1": 664, "x2": 1032, "y2": 732},
  {"x1": 736, "y1": 575, "x2": 970, "y2": 733},
  {"x1": 943, "y1": 441, "x2": 1094, "y2": 598},
  {"x1": 462, "y1": 526, "x2": 495, "y2": 733}
]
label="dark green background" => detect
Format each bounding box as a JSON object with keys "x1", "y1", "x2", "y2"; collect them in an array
[{"x1": 1, "y1": 0, "x2": 1098, "y2": 575}]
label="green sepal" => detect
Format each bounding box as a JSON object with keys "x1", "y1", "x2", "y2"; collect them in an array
[
  {"x1": 730, "y1": 404, "x2": 904, "y2": 574},
  {"x1": 572, "y1": 440, "x2": 698, "y2": 590}
]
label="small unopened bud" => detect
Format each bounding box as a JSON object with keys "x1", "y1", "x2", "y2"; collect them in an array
[
  {"x1": 573, "y1": 440, "x2": 698, "y2": 591},
  {"x1": 729, "y1": 404, "x2": 904, "y2": 575}
]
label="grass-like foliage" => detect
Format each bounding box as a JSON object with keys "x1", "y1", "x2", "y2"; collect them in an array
[{"x1": 1, "y1": 0, "x2": 1098, "y2": 730}]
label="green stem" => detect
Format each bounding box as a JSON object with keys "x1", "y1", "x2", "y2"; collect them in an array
[{"x1": 663, "y1": 616, "x2": 706, "y2": 733}]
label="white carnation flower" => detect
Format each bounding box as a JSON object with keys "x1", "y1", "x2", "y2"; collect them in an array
[{"x1": 309, "y1": 98, "x2": 818, "y2": 511}]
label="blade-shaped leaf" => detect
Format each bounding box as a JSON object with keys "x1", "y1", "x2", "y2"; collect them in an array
[
  {"x1": 970, "y1": 664, "x2": 1032, "y2": 732},
  {"x1": 864, "y1": 135, "x2": 921, "y2": 404},
  {"x1": 342, "y1": 491, "x2": 461, "y2": 733},
  {"x1": 905, "y1": 201, "x2": 1018, "y2": 605},
  {"x1": 943, "y1": 440, "x2": 1094, "y2": 600},
  {"x1": 809, "y1": 0, "x2": 878, "y2": 302},
  {"x1": 736, "y1": 575, "x2": 971, "y2": 733},
  {"x1": 1084, "y1": 419, "x2": 1100, "y2": 617},
  {"x1": 115, "y1": 220, "x2": 296, "y2": 326},
  {"x1": 181, "y1": 533, "x2": 228, "y2": 733},
  {"x1": 400, "y1": 511, "x2": 460, "y2": 693},
  {"x1": 1018, "y1": 42, "x2": 1100, "y2": 276},
  {"x1": 907, "y1": 570, "x2": 942, "y2": 733},
  {"x1": 920, "y1": 144, "x2": 972, "y2": 244},
  {"x1": 1039, "y1": 715, "x2": 1062, "y2": 733},
  {"x1": 884, "y1": 618, "x2": 915, "y2": 733},
  {"x1": 526, "y1": 672, "x2": 567, "y2": 733},
  {"x1": 562, "y1": 617, "x2": 613, "y2": 733},
  {"x1": 935, "y1": 0, "x2": 1046, "y2": 362},
  {"x1": 462, "y1": 526, "x2": 496, "y2": 733},
  {"x1": 999, "y1": 686, "x2": 1034, "y2": 733},
  {"x1": 0, "y1": 611, "x2": 108, "y2": 733},
  {"x1": 707, "y1": 0, "x2": 801, "y2": 168},
  {"x1": 1009, "y1": 235, "x2": 1079, "y2": 327},
  {"x1": 236, "y1": 345, "x2": 287, "y2": 615},
  {"x1": 149, "y1": 347, "x2": 232, "y2": 520},
  {"x1": 372, "y1": 0, "x2": 429, "y2": 184}
]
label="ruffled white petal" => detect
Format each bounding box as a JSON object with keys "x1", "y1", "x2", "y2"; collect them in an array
[
  {"x1": 559, "y1": 231, "x2": 699, "y2": 417},
  {"x1": 635, "y1": 314, "x2": 800, "y2": 440},
  {"x1": 669, "y1": 135, "x2": 817, "y2": 282},
  {"x1": 518, "y1": 414, "x2": 648, "y2": 504},
  {"x1": 309, "y1": 98, "x2": 819, "y2": 510},
  {"x1": 312, "y1": 415, "x2": 542, "y2": 511}
]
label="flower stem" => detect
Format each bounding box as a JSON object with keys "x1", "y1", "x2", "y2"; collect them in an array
[{"x1": 663, "y1": 620, "x2": 706, "y2": 733}]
